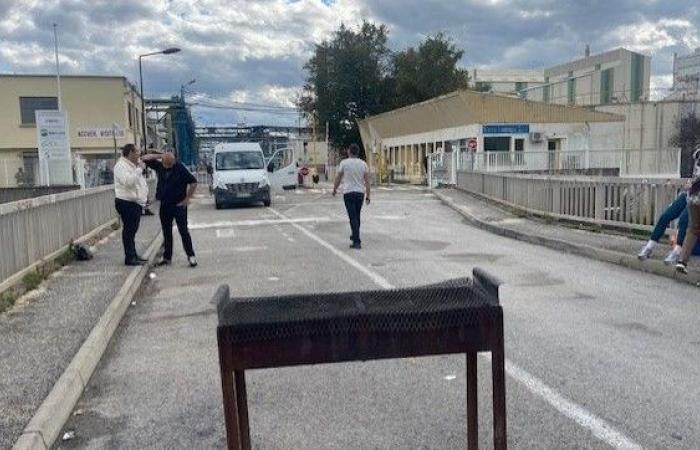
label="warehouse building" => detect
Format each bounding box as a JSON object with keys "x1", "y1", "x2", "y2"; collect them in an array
[{"x1": 358, "y1": 89, "x2": 625, "y2": 183}]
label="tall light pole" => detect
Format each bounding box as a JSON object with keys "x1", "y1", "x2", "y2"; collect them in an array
[{"x1": 138, "y1": 47, "x2": 180, "y2": 153}]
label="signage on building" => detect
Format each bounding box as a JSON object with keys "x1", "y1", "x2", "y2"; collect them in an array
[
  {"x1": 77, "y1": 127, "x2": 126, "y2": 139},
  {"x1": 482, "y1": 124, "x2": 530, "y2": 134},
  {"x1": 35, "y1": 110, "x2": 72, "y2": 185}
]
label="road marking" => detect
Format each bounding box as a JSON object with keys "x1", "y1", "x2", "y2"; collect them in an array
[
  {"x1": 232, "y1": 246, "x2": 268, "y2": 252},
  {"x1": 189, "y1": 217, "x2": 335, "y2": 229},
  {"x1": 269, "y1": 207, "x2": 641, "y2": 450},
  {"x1": 215, "y1": 229, "x2": 236, "y2": 238}
]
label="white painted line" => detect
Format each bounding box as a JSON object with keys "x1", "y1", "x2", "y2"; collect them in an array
[
  {"x1": 215, "y1": 229, "x2": 236, "y2": 238},
  {"x1": 444, "y1": 374, "x2": 457, "y2": 381},
  {"x1": 269, "y1": 206, "x2": 642, "y2": 450},
  {"x1": 268, "y1": 208, "x2": 393, "y2": 289},
  {"x1": 232, "y1": 246, "x2": 268, "y2": 252},
  {"x1": 374, "y1": 215, "x2": 406, "y2": 221},
  {"x1": 189, "y1": 217, "x2": 335, "y2": 229}
]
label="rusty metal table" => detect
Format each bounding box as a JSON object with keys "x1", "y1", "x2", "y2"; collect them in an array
[{"x1": 215, "y1": 268, "x2": 506, "y2": 449}]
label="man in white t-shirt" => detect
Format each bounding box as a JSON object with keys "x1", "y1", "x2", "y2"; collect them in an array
[
  {"x1": 332, "y1": 143, "x2": 370, "y2": 249},
  {"x1": 114, "y1": 143, "x2": 149, "y2": 266}
]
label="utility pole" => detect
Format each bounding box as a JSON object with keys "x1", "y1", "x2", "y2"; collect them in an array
[{"x1": 53, "y1": 23, "x2": 62, "y2": 111}]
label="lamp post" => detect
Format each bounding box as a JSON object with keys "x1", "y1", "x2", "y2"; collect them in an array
[{"x1": 138, "y1": 47, "x2": 180, "y2": 153}]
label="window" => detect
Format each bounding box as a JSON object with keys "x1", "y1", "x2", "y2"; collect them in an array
[
  {"x1": 19, "y1": 97, "x2": 58, "y2": 125},
  {"x1": 484, "y1": 137, "x2": 511, "y2": 152},
  {"x1": 127, "y1": 102, "x2": 133, "y2": 128},
  {"x1": 600, "y1": 68, "x2": 614, "y2": 104},
  {"x1": 567, "y1": 71, "x2": 575, "y2": 105},
  {"x1": 515, "y1": 82, "x2": 528, "y2": 98},
  {"x1": 514, "y1": 139, "x2": 524, "y2": 151},
  {"x1": 630, "y1": 53, "x2": 643, "y2": 102},
  {"x1": 216, "y1": 151, "x2": 264, "y2": 171}
]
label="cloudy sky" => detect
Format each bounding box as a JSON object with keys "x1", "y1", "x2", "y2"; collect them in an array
[{"x1": 1, "y1": 0, "x2": 699, "y2": 126}]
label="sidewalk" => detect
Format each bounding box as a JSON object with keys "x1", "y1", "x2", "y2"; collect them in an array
[
  {"x1": 0, "y1": 214, "x2": 161, "y2": 449},
  {"x1": 434, "y1": 188, "x2": 700, "y2": 286}
]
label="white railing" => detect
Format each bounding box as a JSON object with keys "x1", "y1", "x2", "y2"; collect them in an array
[
  {"x1": 459, "y1": 148, "x2": 681, "y2": 177},
  {"x1": 0, "y1": 186, "x2": 117, "y2": 289},
  {"x1": 456, "y1": 171, "x2": 688, "y2": 231}
]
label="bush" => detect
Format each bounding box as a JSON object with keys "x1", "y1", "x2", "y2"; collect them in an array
[
  {"x1": 0, "y1": 291, "x2": 17, "y2": 313},
  {"x1": 22, "y1": 271, "x2": 44, "y2": 291}
]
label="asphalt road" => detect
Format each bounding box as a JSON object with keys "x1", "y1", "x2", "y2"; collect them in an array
[{"x1": 56, "y1": 186, "x2": 699, "y2": 449}]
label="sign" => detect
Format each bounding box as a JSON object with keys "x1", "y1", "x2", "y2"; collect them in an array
[
  {"x1": 467, "y1": 138, "x2": 478, "y2": 151},
  {"x1": 482, "y1": 124, "x2": 530, "y2": 135},
  {"x1": 36, "y1": 110, "x2": 72, "y2": 185},
  {"x1": 300, "y1": 167, "x2": 310, "y2": 176},
  {"x1": 77, "y1": 127, "x2": 126, "y2": 139}
]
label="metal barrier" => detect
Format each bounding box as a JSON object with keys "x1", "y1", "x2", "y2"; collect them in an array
[
  {"x1": 456, "y1": 171, "x2": 687, "y2": 231},
  {"x1": 0, "y1": 186, "x2": 117, "y2": 287},
  {"x1": 428, "y1": 152, "x2": 458, "y2": 188},
  {"x1": 459, "y1": 148, "x2": 681, "y2": 177}
]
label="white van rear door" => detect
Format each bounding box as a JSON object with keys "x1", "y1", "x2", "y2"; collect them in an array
[{"x1": 266, "y1": 148, "x2": 297, "y2": 191}]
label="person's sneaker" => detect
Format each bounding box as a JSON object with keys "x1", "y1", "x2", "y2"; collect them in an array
[
  {"x1": 349, "y1": 243, "x2": 361, "y2": 250},
  {"x1": 156, "y1": 259, "x2": 171, "y2": 267},
  {"x1": 675, "y1": 261, "x2": 688, "y2": 274},
  {"x1": 664, "y1": 249, "x2": 681, "y2": 265},
  {"x1": 637, "y1": 241, "x2": 655, "y2": 260},
  {"x1": 188, "y1": 256, "x2": 198, "y2": 267},
  {"x1": 125, "y1": 259, "x2": 145, "y2": 266}
]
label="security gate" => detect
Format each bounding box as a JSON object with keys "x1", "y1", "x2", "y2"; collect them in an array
[{"x1": 427, "y1": 151, "x2": 459, "y2": 188}]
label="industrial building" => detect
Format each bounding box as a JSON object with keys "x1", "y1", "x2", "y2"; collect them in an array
[
  {"x1": 670, "y1": 48, "x2": 700, "y2": 100},
  {"x1": 0, "y1": 74, "x2": 147, "y2": 187},
  {"x1": 358, "y1": 89, "x2": 626, "y2": 183},
  {"x1": 470, "y1": 68, "x2": 545, "y2": 97}
]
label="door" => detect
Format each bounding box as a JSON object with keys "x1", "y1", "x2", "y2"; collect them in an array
[
  {"x1": 266, "y1": 148, "x2": 297, "y2": 191},
  {"x1": 547, "y1": 139, "x2": 560, "y2": 171}
]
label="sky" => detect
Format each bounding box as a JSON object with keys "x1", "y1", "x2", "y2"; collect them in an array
[{"x1": 1, "y1": 0, "x2": 699, "y2": 127}]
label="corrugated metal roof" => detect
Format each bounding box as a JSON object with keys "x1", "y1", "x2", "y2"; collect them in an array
[{"x1": 358, "y1": 89, "x2": 624, "y2": 140}]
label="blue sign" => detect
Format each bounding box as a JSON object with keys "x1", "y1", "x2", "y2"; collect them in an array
[{"x1": 482, "y1": 124, "x2": 530, "y2": 134}]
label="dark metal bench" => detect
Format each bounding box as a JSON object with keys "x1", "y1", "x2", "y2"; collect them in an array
[{"x1": 216, "y1": 268, "x2": 506, "y2": 449}]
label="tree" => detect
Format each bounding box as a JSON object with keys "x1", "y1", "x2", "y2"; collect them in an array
[
  {"x1": 390, "y1": 33, "x2": 470, "y2": 109},
  {"x1": 670, "y1": 113, "x2": 700, "y2": 177},
  {"x1": 299, "y1": 21, "x2": 392, "y2": 150}
]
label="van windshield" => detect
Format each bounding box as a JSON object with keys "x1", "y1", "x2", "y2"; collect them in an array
[{"x1": 216, "y1": 151, "x2": 264, "y2": 170}]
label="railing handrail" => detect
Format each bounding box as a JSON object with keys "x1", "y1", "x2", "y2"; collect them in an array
[
  {"x1": 457, "y1": 170, "x2": 688, "y2": 185},
  {"x1": 0, "y1": 184, "x2": 114, "y2": 216}
]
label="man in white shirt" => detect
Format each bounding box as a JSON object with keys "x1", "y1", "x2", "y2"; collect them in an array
[
  {"x1": 114, "y1": 143, "x2": 149, "y2": 266},
  {"x1": 332, "y1": 143, "x2": 370, "y2": 249}
]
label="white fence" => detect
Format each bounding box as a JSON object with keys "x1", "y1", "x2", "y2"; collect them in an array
[
  {"x1": 459, "y1": 148, "x2": 681, "y2": 177},
  {"x1": 455, "y1": 171, "x2": 687, "y2": 231},
  {"x1": 0, "y1": 186, "x2": 117, "y2": 288}
]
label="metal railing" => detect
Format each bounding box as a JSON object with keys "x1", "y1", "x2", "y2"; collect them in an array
[
  {"x1": 456, "y1": 171, "x2": 688, "y2": 231},
  {"x1": 0, "y1": 185, "x2": 117, "y2": 287},
  {"x1": 459, "y1": 148, "x2": 681, "y2": 177}
]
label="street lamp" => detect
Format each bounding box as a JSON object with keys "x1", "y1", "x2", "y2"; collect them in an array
[{"x1": 138, "y1": 47, "x2": 181, "y2": 153}]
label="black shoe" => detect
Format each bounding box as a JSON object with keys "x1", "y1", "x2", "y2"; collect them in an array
[
  {"x1": 136, "y1": 256, "x2": 148, "y2": 263},
  {"x1": 156, "y1": 259, "x2": 171, "y2": 267},
  {"x1": 125, "y1": 259, "x2": 145, "y2": 266},
  {"x1": 349, "y1": 243, "x2": 362, "y2": 250},
  {"x1": 142, "y1": 209, "x2": 155, "y2": 216}
]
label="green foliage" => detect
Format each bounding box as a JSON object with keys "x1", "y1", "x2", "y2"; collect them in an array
[
  {"x1": 0, "y1": 290, "x2": 16, "y2": 313},
  {"x1": 390, "y1": 33, "x2": 470, "y2": 109},
  {"x1": 300, "y1": 23, "x2": 472, "y2": 151},
  {"x1": 22, "y1": 271, "x2": 44, "y2": 291},
  {"x1": 56, "y1": 248, "x2": 75, "y2": 267}
]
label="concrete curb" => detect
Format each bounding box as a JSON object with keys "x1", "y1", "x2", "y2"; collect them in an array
[
  {"x1": 433, "y1": 190, "x2": 700, "y2": 288},
  {"x1": 12, "y1": 232, "x2": 164, "y2": 450}
]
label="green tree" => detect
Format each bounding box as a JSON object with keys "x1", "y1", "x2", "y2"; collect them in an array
[
  {"x1": 390, "y1": 33, "x2": 470, "y2": 109},
  {"x1": 299, "y1": 21, "x2": 392, "y2": 150}
]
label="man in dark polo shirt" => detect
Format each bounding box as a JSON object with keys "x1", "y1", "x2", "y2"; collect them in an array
[{"x1": 142, "y1": 151, "x2": 198, "y2": 267}]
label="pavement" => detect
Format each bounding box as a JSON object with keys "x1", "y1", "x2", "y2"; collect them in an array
[
  {"x1": 435, "y1": 187, "x2": 700, "y2": 283},
  {"x1": 54, "y1": 187, "x2": 699, "y2": 449},
  {"x1": 0, "y1": 211, "x2": 161, "y2": 450}
]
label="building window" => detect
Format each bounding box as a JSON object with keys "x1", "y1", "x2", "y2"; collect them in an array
[
  {"x1": 567, "y1": 71, "x2": 575, "y2": 105},
  {"x1": 19, "y1": 97, "x2": 58, "y2": 125},
  {"x1": 515, "y1": 82, "x2": 528, "y2": 98},
  {"x1": 600, "y1": 68, "x2": 614, "y2": 104},
  {"x1": 127, "y1": 102, "x2": 133, "y2": 128},
  {"x1": 630, "y1": 53, "x2": 643, "y2": 102},
  {"x1": 514, "y1": 138, "x2": 524, "y2": 151},
  {"x1": 484, "y1": 137, "x2": 511, "y2": 152}
]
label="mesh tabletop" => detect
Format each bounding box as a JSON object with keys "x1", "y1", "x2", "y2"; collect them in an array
[{"x1": 216, "y1": 277, "x2": 500, "y2": 343}]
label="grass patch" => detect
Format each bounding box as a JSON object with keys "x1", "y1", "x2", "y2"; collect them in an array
[
  {"x1": 0, "y1": 290, "x2": 17, "y2": 313},
  {"x1": 55, "y1": 248, "x2": 75, "y2": 267},
  {"x1": 22, "y1": 271, "x2": 44, "y2": 291}
]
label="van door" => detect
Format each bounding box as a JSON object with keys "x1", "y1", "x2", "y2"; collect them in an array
[{"x1": 266, "y1": 148, "x2": 297, "y2": 191}]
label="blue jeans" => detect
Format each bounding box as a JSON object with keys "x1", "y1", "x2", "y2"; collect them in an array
[
  {"x1": 344, "y1": 192, "x2": 364, "y2": 245},
  {"x1": 650, "y1": 193, "x2": 700, "y2": 254}
]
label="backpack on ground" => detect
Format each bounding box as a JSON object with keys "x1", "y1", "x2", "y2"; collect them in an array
[{"x1": 70, "y1": 242, "x2": 93, "y2": 261}]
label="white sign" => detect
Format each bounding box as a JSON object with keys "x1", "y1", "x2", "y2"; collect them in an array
[
  {"x1": 36, "y1": 110, "x2": 72, "y2": 185},
  {"x1": 77, "y1": 127, "x2": 126, "y2": 139}
]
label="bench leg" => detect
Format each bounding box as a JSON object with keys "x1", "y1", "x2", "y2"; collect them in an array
[
  {"x1": 466, "y1": 352, "x2": 478, "y2": 450},
  {"x1": 218, "y1": 345, "x2": 242, "y2": 450},
  {"x1": 491, "y1": 342, "x2": 507, "y2": 450},
  {"x1": 235, "y1": 370, "x2": 251, "y2": 450}
]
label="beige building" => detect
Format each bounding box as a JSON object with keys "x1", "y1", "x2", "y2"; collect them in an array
[
  {"x1": 358, "y1": 89, "x2": 625, "y2": 183},
  {"x1": 471, "y1": 68, "x2": 545, "y2": 97},
  {"x1": 0, "y1": 74, "x2": 147, "y2": 187}
]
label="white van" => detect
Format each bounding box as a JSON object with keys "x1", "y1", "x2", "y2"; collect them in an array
[{"x1": 211, "y1": 143, "x2": 296, "y2": 209}]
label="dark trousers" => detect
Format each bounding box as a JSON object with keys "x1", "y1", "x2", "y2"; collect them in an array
[
  {"x1": 344, "y1": 192, "x2": 365, "y2": 244},
  {"x1": 160, "y1": 203, "x2": 195, "y2": 261},
  {"x1": 115, "y1": 198, "x2": 142, "y2": 263}
]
